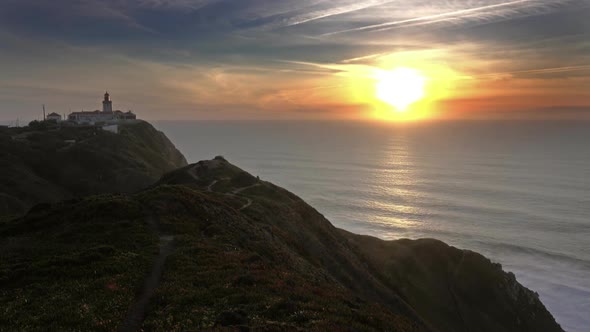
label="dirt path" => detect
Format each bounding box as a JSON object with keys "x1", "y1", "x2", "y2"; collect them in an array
[
  {"x1": 119, "y1": 176, "x2": 254, "y2": 330},
  {"x1": 239, "y1": 198, "x2": 253, "y2": 211},
  {"x1": 234, "y1": 183, "x2": 260, "y2": 211},
  {"x1": 205, "y1": 179, "x2": 258, "y2": 211},
  {"x1": 186, "y1": 167, "x2": 200, "y2": 182},
  {"x1": 231, "y1": 183, "x2": 261, "y2": 195},
  {"x1": 207, "y1": 179, "x2": 218, "y2": 192},
  {"x1": 119, "y1": 214, "x2": 175, "y2": 332}
]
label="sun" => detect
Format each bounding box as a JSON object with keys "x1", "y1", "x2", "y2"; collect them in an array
[{"x1": 375, "y1": 67, "x2": 426, "y2": 111}]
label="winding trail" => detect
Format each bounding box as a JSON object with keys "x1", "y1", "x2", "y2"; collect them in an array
[
  {"x1": 203, "y1": 177, "x2": 260, "y2": 211},
  {"x1": 231, "y1": 183, "x2": 261, "y2": 195},
  {"x1": 119, "y1": 214, "x2": 175, "y2": 332},
  {"x1": 186, "y1": 167, "x2": 200, "y2": 182},
  {"x1": 239, "y1": 198, "x2": 253, "y2": 211},
  {"x1": 119, "y1": 171, "x2": 257, "y2": 330},
  {"x1": 207, "y1": 180, "x2": 218, "y2": 192}
]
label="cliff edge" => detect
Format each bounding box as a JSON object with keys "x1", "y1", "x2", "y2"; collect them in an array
[
  {"x1": 0, "y1": 121, "x2": 187, "y2": 216},
  {"x1": 0, "y1": 156, "x2": 563, "y2": 331}
]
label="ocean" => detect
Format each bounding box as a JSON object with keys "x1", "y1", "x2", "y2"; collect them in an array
[{"x1": 154, "y1": 120, "x2": 589, "y2": 332}]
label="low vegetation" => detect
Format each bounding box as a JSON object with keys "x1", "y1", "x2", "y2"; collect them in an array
[
  {"x1": 0, "y1": 121, "x2": 186, "y2": 216},
  {"x1": 1, "y1": 157, "x2": 563, "y2": 331},
  {"x1": 0, "y1": 195, "x2": 156, "y2": 331}
]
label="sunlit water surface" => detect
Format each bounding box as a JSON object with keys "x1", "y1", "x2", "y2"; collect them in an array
[{"x1": 155, "y1": 120, "x2": 590, "y2": 332}]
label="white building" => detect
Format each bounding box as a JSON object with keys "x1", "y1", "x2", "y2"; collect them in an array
[
  {"x1": 46, "y1": 112, "x2": 62, "y2": 122},
  {"x1": 68, "y1": 92, "x2": 136, "y2": 125}
]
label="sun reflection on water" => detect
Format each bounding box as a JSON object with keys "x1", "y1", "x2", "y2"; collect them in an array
[{"x1": 369, "y1": 131, "x2": 425, "y2": 238}]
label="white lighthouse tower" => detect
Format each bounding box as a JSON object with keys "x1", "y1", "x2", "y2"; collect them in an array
[{"x1": 102, "y1": 91, "x2": 113, "y2": 113}]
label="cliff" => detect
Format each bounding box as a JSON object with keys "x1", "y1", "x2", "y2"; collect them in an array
[
  {"x1": 0, "y1": 121, "x2": 187, "y2": 217},
  {"x1": 0, "y1": 156, "x2": 563, "y2": 331}
]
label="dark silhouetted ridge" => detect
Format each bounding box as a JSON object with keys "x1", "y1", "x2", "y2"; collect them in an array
[{"x1": 0, "y1": 126, "x2": 563, "y2": 331}]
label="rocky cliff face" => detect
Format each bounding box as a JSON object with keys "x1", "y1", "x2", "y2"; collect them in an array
[
  {"x1": 0, "y1": 121, "x2": 187, "y2": 216},
  {"x1": 0, "y1": 157, "x2": 563, "y2": 331}
]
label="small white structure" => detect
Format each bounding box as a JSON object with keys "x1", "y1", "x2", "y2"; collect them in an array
[
  {"x1": 68, "y1": 92, "x2": 136, "y2": 125},
  {"x1": 102, "y1": 124, "x2": 118, "y2": 134},
  {"x1": 114, "y1": 110, "x2": 137, "y2": 120},
  {"x1": 46, "y1": 112, "x2": 62, "y2": 122}
]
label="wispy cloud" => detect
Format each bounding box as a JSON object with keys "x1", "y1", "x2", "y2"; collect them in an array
[
  {"x1": 319, "y1": 0, "x2": 578, "y2": 36},
  {"x1": 275, "y1": 0, "x2": 396, "y2": 28},
  {"x1": 472, "y1": 64, "x2": 590, "y2": 80},
  {"x1": 132, "y1": 0, "x2": 218, "y2": 11},
  {"x1": 1, "y1": 0, "x2": 589, "y2": 120},
  {"x1": 0, "y1": 0, "x2": 159, "y2": 34}
]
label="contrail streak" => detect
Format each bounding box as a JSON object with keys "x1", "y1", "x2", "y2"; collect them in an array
[
  {"x1": 469, "y1": 65, "x2": 590, "y2": 79},
  {"x1": 281, "y1": 0, "x2": 396, "y2": 27},
  {"x1": 320, "y1": 0, "x2": 538, "y2": 36}
]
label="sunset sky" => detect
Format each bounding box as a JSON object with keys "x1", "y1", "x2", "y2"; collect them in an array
[{"x1": 1, "y1": 0, "x2": 589, "y2": 121}]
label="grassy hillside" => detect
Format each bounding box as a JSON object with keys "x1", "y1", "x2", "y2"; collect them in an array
[
  {"x1": 0, "y1": 195, "x2": 156, "y2": 331},
  {"x1": 0, "y1": 121, "x2": 187, "y2": 217},
  {"x1": 0, "y1": 158, "x2": 563, "y2": 331}
]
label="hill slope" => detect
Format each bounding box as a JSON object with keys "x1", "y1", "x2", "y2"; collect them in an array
[
  {"x1": 0, "y1": 157, "x2": 563, "y2": 331},
  {"x1": 0, "y1": 121, "x2": 187, "y2": 217}
]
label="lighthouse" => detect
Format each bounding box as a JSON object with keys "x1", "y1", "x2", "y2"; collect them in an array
[{"x1": 102, "y1": 91, "x2": 113, "y2": 113}]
